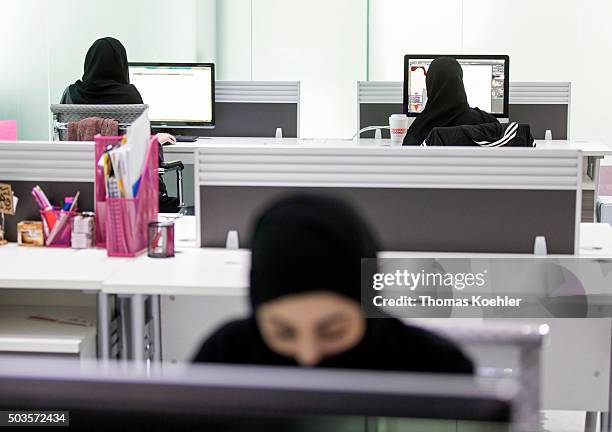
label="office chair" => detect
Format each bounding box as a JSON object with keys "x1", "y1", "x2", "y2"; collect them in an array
[{"x1": 51, "y1": 104, "x2": 186, "y2": 214}]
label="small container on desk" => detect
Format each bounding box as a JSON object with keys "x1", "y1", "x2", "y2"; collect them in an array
[
  {"x1": 148, "y1": 221, "x2": 175, "y2": 258},
  {"x1": 104, "y1": 136, "x2": 159, "y2": 257},
  {"x1": 41, "y1": 209, "x2": 77, "y2": 248}
]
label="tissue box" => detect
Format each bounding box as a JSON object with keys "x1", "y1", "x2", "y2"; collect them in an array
[{"x1": 597, "y1": 196, "x2": 612, "y2": 224}]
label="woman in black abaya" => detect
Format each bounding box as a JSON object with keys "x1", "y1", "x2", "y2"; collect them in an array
[
  {"x1": 61, "y1": 37, "x2": 143, "y2": 105},
  {"x1": 61, "y1": 37, "x2": 179, "y2": 212},
  {"x1": 194, "y1": 195, "x2": 473, "y2": 374},
  {"x1": 404, "y1": 57, "x2": 499, "y2": 146}
]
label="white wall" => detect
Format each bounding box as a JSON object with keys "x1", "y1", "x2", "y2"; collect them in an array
[
  {"x1": 252, "y1": 0, "x2": 367, "y2": 138},
  {"x1": 369, "y1": 0, "x2": 463, "y2": 81},
  {"x1": 0, "y1": 1, "x2": 50, "y2": 140},
  {"x1": 370, "y1": 0, "x2": 612, "y2": 143},
  {"x1": 216, "y1": 0, "x2": 253, "y2": 80}
]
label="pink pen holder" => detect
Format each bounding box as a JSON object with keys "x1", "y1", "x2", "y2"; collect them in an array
[
  {"x1": 41, "y1": 209, "x2": 77, "y2": 248},
  {"x1": 96, "y1": 135, "x2": 159, "y2": 257}
]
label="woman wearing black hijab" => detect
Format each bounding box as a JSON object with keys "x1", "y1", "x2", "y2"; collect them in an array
[
  {"x1": 62, "y1": 37, "x2": 180, "y2": 212},
  {"x1": 404, "y1": 57, "x2": 499, "y2": 146},
  {"x1": 61, "y1": 37, "x2": 143, "y2": 105},
  {"x1": 194, "y1": 195, "x2": 473, "y2": 374}
]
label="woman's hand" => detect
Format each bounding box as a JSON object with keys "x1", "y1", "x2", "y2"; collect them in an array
[{"x1": 157, "y1": 133, "x2": 177, "y2": 146}]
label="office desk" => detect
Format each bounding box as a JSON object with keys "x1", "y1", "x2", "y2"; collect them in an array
[
  {"x1": 164, "y1": 137, "x2": 611, "y2": 221},
  {"x1": 537, "y1": 140, "x2": 612, "y2": 219},
  {"x1": 0, "y1": 244, "x2": 123, "y2": 359}
]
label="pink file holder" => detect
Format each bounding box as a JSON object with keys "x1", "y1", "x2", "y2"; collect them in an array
[
  {"x1": 41, "y1": 209, "x2": 76, "y2": 248},
  {"x1": 99, "y1": 136, "x2": 159, "y2": 257}
]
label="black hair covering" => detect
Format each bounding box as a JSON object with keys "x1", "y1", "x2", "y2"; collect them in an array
[
  {"x1": 67, "y1": 37, "x2": 143, "y2": 105},
  {"x1": 404, "y1": 57, "x2": 497, "y2": 145},
  {"x1": 249, "y1": 195, "x2": 378, "y2": 310}
]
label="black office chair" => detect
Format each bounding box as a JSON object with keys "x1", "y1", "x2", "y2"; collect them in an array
[{"x1": 159, "y1": 160, "x2": 185, "y2": 213}]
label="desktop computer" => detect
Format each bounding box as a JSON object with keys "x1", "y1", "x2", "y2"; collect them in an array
[
  {"x1": 129, "y1": 63, "x2": 215, "y2": 141},
  {"x1": 403, "y1": 55, "x2": 509, "y2": 120}
]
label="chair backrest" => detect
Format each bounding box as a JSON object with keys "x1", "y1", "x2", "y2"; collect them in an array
[
  {"x1": 358, "y1": 81, "x2": 571, "y2": 140},
  {"x1": 195, "y1": 145, "x2": 582, "y2": 254},
  {"x1": 0, "y1": 141, "x2": 94, "y2": 242},
  {"x1": 50, "y1": 104, "x2": 149, "y2": 141},
  {"x1": 159, "y1": 81, "x2": 301, "y2": 138}
]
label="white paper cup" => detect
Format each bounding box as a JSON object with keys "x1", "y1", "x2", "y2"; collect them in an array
[{"x1": 389, "y1": 114, "x2": 409, "y2": 146}]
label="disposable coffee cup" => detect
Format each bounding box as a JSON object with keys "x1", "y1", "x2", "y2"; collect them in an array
[{"x1": 389, "y1": 114, "x2": 409, "y2": 146}]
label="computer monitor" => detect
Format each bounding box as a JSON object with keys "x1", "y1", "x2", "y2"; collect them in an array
[
  {"x1": 403, "y1": 55, "x2": 509, "y2": 119},
  {"x1": 0, "y1": 357, "x2": 514, "y2": 430},
  {"x1": 129, "y1": 63, "x2": 215, "y2": 128}
]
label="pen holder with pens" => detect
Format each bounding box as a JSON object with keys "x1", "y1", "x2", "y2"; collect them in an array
[
  {"x1": 41, "y1": 209, "x2": 77, "y2": 248},
  {"x1": 96, "y1": 135, "x2": 159, "y2": 257}
]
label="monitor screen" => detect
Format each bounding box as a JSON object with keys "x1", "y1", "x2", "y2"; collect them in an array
[
  {"x1": 129, "y1": 63, "x2": 215, "y2": 128},
  {"x1": 403, "y1": 55, "x2": 509, "y2": 118}
]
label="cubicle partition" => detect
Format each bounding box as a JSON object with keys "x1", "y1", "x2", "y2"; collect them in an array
[
  {"x1": 0, "y1": 141, "x2": 95, "y2": 242},
  {"x1": 161, "y1": 81, "x2": 301, "y2": 138},
  {"x1": 358, "y1": 81, "x2": 571, "y2": 140},
  {"x1": 195, "y1": 146, "x2": 582, "y2": 254},
  {"x1": 161, "y1": 81, "x2": 301, "y2": 208}
]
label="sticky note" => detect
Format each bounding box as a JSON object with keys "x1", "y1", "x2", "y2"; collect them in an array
[{"x1": 0, "y1": 120, "x2": 17, "y2": 140}]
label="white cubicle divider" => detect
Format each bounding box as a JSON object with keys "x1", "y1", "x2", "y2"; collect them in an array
[
  {"x1": 0, "y1": 141, "x2": 95, "y2": 242},
  {"x1": 195, "y1": 145, "x2": 583, "y2": 254},
  {"x1": 357, "y1": 81, "x2": 572, "y2": 140}
]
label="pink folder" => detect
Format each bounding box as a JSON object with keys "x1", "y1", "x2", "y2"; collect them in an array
[{"x1": 0, "y1": 121, "x2": 17, "y2": 140}]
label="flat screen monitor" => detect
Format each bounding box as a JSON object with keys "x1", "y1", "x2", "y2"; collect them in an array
[
  {"x1": 129, "y1": 63, "x2": 215, "y2": 128},
  {"x1": 0, "y1": 358, "x2": 514, "y2": 430},
  {"x1": 403, "y1": 55, "x2": 509, "y2": 118}
]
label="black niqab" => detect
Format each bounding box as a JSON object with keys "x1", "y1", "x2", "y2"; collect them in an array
[
  {"x1": 404, "y1": 57, "x2": 498, "y2": 145},
  {"x1": 66, "y1": 37, "x2": 143, "y2": 105}
]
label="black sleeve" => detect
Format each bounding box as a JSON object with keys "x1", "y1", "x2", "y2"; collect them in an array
[
  {"x1": 60, "y1": 87, "x2": 72, "y2": 104},
  {"x1": 192, "y1": 319, "x2": 252, "y2": 364},
  {"x1": 192, "y1": 330, "x2": 226, "y2": 363}
]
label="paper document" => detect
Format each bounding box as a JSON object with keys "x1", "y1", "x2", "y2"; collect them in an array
[{"x1": 125, "y1": 110, "x2": 151, "y2": 198}]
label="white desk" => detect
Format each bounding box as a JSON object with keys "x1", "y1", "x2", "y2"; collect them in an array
[
  {"x1": 164, "y1": 137, "x2": 611, "y2": 161},
  {"x1": 0, "y1": 244, "x2": 128, "y2": 359},
  {"x1": 164, "y1": 137, "x2": 611, "y2": 221},
  {"x1": 0, "y1": 305, "x2": 96, "y2": 358}
]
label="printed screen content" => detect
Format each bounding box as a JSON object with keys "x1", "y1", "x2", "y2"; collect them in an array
[
  {"x1": 407, "y1": 59, "x2": 506, "y2": 115},
  {"x1": 129, "y1": 65, "x2": 214, "y2": 125}
]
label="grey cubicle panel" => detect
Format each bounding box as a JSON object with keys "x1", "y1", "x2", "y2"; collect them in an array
[
  {"x1": 0, "y1": 142, "x2": 94, "y2": 242},
  {"x1": 159, "y1": 81, "x2": 300, "y2": 138},
  {"x1": 195, "y1": 147, "x2": 582, "y2": 254},
  {"x1": 358, "y1": 81, "x2": 571, "y2": 140}
]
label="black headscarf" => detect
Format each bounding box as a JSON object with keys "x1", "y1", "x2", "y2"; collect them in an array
[
  {"x1": 249, "y1": 195, "x2": 378, "y2": 310},
  {"x1": 66, "y1": 37, "x2": 143, "y2": 105},
  {"x1": 404, "y1": 57, "x2": 497, "y2": 145}
]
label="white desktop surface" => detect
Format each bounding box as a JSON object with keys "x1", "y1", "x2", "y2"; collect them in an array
[
  {"x1": 163, "y1": 137, "x2": 612, "y2": 156},
  {"x1": 0, "y1": 245, "x2": 121, "y2": 291},
  {"x1": 101, "y1": 223, "x2": 612, "y2": 296},
  {"x1": 535, "y1": 140, "x2": 612, "y2": 157},
  {"x1": 1, "y1": 223, "x2": 610, "y2": 296}
]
